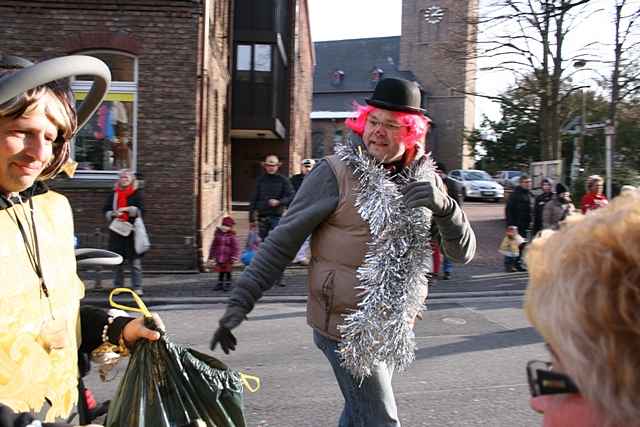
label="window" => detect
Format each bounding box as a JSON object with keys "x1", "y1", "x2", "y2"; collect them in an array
[
  {"x1": 72, "y1": 51, "x2": 137, "y2": 176},
  {"x1": 331, "y1": 70, "x2": 345, "y2": 87}
]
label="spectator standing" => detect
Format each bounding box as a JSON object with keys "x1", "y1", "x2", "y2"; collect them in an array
[
  {"x1": 290, "y1": 158, "x2": 316, "y2": 193},
  {"x1": 208, "y1": 216, "x2": 240, "y2": 291},
  {"x1": 505, "y1": 174, "x2": 533, "y2": 270},
  {"x1": 580, "y1": 175, "x2": 608, "y2": 213},
  {"x1": 435, "y1": 161, "x2": 463, "y2": 280},
  {"x1": 499, "y1": 225, "x2": 525, "y2": 272},
  {"x1": 542, "y1": 183, "x2": 576, "y2": 230},
  {"x1": 291, "y1": 159, "x2": 316, "y2": 264},
  {"x1": 104, "y1": 168, "x2": 145, "y2": 295},
  {"x1": 249, "y1": 154, "x2": 294, "y2": 240},
  {"x1": 531, "y1": 177, "x2": 554, "y2": 236}
]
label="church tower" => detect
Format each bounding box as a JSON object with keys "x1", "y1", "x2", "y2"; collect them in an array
[{"x1": 400, "y1": 0, "x2": 478, "y2": 169}]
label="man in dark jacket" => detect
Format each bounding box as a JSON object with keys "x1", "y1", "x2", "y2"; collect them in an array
[
  {"x1": 505, "y1": 174, "x2": 533, "y2": 270},
  {"x1": 211, "y1": 77, "x2": 476, "y2": 426},
  {"x1": 249, "y1": 154, "x2": 294, "y2": 240},
  {"x1": 532, "y1": 177, "x2": 553, "y2": 236},
  {"x1": 290, "y1": 158, "x2": 316, "y2": 193}
]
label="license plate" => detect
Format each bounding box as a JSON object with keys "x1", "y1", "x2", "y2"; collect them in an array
[{"x1": 482, "y1": 191, "x2": 495, "y2": 196}]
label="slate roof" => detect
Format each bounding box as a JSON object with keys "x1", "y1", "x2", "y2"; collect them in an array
[{"x1": 312, "y1": 36, "x2": 418, "y2": 113}]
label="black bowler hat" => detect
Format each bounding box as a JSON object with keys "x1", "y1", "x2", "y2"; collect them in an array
[{"x1": 365, "y1": 77, "x2": 426, "y2": 114}]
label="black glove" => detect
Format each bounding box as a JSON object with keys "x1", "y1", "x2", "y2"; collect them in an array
[
  {"x1": 400, "y1": 175, "x2": 452, "y2": 216},
  {"x1": 210, "y1": 305, "x2": 248, "y2": 353},
  {"x1": 210, "y1": 326, "x2": 237, "y2": 354}
]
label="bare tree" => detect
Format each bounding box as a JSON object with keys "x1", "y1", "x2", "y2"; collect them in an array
[{"x1": 441, "y1": 0, "x2": 598, "y2": 161}]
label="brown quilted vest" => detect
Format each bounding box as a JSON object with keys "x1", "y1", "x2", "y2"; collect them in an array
[{"x1": 306, "y1": 155, "x2": 372, "y2": 340}]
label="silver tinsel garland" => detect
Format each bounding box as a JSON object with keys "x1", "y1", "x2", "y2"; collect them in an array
[{"x1": 335, "y1": 139, "x2": 435, "y2": 379}]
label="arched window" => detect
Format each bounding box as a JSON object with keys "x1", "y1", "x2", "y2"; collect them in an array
[{"x1": 71, "y1": 51, "x2": 138, "y2": 176}]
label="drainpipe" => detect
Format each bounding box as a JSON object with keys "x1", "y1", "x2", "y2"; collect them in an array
[{"x1": 195, "y1": 1, "x2": 207, "y2": 271}]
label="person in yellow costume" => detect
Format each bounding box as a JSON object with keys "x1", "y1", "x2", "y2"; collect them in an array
[{"x1": 0, "y1": 54, "x2": 161, "y2": 426}]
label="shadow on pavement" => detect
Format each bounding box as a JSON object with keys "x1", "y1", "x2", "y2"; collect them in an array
[
  {"x1": 415, "y1": 327, "x2": 542, "y2": 360},
  {"x1": 249, "y1": 311, "x2": 307, "y2": 321}
]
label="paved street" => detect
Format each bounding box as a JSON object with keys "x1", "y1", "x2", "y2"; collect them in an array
[{"x1": 81, "y1": 202, "x2": 546, "y2": 425}]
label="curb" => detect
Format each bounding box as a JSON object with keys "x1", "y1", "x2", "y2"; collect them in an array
[{"x1": 82, "y1": 290, "x2": 525, "y2": 308}]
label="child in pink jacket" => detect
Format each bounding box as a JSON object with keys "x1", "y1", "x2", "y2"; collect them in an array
[{"x1": 208, "y1": 216, "x2": 240, "y2": 291}]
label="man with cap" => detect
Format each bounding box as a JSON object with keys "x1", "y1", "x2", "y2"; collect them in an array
[
  {"x1": 211, "y1": 77, "x2": 475, "y2": 426},
  {"x1": 249, "y1": 154, "x2": 294, "y2": 241},
  {"x1": 0, "y1": 54, "x2": 161, "y2": 426},
  {"x1": 290, "y1": 158, "x2": 316, "y2": 193}
]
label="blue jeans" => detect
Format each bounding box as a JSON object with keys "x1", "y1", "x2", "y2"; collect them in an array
[
  {"x1": 442, "y1": 256, "x2": 452, "y2": 274},
  {"x1": 313, "y1": 330, "x2": 400, "y2": 427}
]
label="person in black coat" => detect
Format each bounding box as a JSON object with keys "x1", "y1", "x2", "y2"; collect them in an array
[
  {"x1": 104, "y1": 169, "x2": 145, "y2": 294},
  {"x1": 290, "y1": 158, "x2": 316, "y2": 193},
  {"x1": 249, "y1": 154, "x2": 294, "y2": 240},
  {"x1": 505, "y1": 174, "x2": 533, "y2": 270},
  {"x1": 532, "y1": 177, "x2": 554, "y2": 236}
]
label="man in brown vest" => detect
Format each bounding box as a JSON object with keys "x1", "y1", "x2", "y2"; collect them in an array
[{"x1": 211, "y1": 77, "x2": 476, "y2": 426}]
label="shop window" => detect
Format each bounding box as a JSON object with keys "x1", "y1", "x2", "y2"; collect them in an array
[{"x1": 72, "y1": 51, "x2": 138, "y2": 177}]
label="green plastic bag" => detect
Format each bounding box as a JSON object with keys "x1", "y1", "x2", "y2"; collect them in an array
[
  {"x1": 105, "y1": 336, "x2": 247, "y2": 427},
  {"x1": 104, "y1": 288, "x2": 257, "y2": 427}
]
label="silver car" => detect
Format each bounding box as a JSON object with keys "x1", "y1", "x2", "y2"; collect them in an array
[{"x1": 449, "y1": 169, "x2": 505, "y2": 202}]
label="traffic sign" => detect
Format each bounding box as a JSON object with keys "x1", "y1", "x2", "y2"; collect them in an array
[{"x1": 584, "y1": 122, "x2": 607, "y2": 130}]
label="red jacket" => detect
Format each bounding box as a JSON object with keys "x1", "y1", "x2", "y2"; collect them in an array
[
  {"x1": 209, "y1": 227, "x2": 239, "y2": 270},
  {"x1": 580, "y1": 192, "x2": 608, "y2": 214}
]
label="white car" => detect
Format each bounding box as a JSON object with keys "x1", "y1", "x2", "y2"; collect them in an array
[{"x1": 449, "y1": 169, "x2": 504, "y2": 202}]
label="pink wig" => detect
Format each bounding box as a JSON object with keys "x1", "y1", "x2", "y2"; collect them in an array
[{"x1": 345, "y1": 103, "x2": 431, "y2": 164}]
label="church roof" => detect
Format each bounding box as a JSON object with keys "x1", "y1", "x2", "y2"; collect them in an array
[{"x1": 312, "y1": 36, "x2": 418, "y2": 113}]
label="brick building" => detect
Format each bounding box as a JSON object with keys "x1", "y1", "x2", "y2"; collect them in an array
[
  {"x1": 312, "y1": 0, "x2": 477, "y2": 171},
  {"x1": 0, "y1": 0, "x2": 314, "y2": 270}
]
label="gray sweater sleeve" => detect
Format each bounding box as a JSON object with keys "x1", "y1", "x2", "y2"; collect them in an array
[
  {"x1": 434, "y1": 199, "x2": 476, "y2": 263},
  {"x1": 227, "y1": 160, "x2": 339, "y2": 313}
]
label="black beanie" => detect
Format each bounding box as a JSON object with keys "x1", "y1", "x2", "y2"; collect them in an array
[{"x1": 556, "y1": 183, "x2": 568, "y2": 194}]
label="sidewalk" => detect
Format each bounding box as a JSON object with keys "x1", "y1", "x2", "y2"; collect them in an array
[
  {"x1": 83, "y1": 202, "x2": 519, "y2": 307},
  {"x1": 81, "y1": 262, "x2": 527, "y2": 307}
]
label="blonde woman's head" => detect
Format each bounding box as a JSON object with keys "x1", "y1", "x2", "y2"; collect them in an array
[{"x1": 525, "y1": 192, "x2": 640, "y2": 424}]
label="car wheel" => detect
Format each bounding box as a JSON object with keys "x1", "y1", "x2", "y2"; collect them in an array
[{"x1": 462, "y1": 188, "x2": 468, "y2": 201}]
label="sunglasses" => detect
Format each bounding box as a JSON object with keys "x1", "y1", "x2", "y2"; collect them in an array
[{"x1": 526, "y1": 360, "x2": 579, "y2": 397}]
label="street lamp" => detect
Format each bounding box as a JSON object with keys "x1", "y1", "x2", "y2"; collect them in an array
[{"x1": 571, "y1": 60, "x2": 588, "y2": 186}]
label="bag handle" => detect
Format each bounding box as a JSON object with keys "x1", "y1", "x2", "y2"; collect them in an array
[
  {"x1": 239, "y1": 372, "x2": 261, "y2": 393},
  {"x1": 109, "y1": 287, "x2": 152, "y2": 318}
]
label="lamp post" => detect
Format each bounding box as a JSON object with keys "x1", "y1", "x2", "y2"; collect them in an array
[
  {"x1": 571, "y1": 60, "x2": 588, "y2": 186},
  {"x1": 605, "y1": 120, "x2": 615, "y2": 199}
]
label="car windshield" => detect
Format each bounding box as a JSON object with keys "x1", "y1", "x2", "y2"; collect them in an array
[
  {"x1": 463, "y1": 171, "x2": 492, "y2": 181},
  {"x1": 508, "y1": 171, "x2": 522, "y2": 179}
]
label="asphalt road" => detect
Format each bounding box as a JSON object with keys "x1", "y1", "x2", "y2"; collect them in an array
[
  {"x1": 83, "y1": 298, "x2": 546, "y2": 426},
  {"x1": 79, "y1": 201, "x2": 548, "y2": 426}
]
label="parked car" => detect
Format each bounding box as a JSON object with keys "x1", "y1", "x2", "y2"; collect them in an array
[
  {"x1": 494, "y1": 170, "x2": 523, "y2": 189},
  {"x1": 449, "y1": 169, "x2": 504, "y2": 202}
]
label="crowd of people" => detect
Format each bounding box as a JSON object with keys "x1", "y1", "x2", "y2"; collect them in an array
[{"x1": 502, "y1": 173, "x2": 617, "y2": 273}]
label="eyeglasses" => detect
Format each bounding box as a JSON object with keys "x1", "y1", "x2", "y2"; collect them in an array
[
  {"x1": 366, "y1": 117, "x2": 406, "y2": 132},
  {"x1": 526, "y1": 360, "x2": 579, "y2": 397}
]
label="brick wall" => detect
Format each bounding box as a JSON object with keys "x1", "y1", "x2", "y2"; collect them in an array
[
  {"x1": 1, "y1": 0, "x2": 205, "y2": 270},
  {"x1": 287, "y1": 0, "x2": 315, "y2": 175}
]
